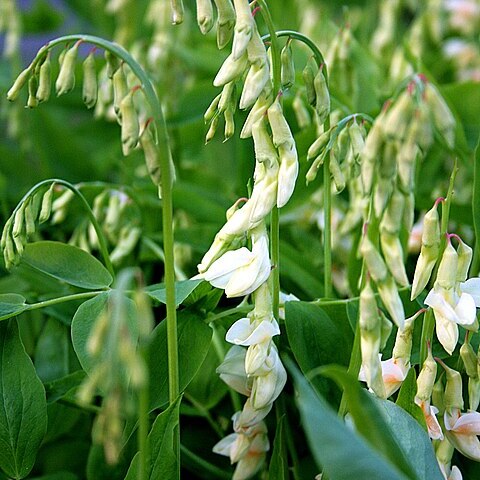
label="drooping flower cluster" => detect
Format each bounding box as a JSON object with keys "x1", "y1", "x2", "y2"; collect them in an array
[
  {"x1": 192, "y1": 1, "x2": 320, "y2": 477},
  {"x1": 6, "y1": 41, "x2": 172, "y2": 196}
]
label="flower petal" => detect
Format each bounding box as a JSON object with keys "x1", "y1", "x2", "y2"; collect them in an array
[
  {"x1": 460, "y1": 277, "x2": 480, "y2": 307},
  {"x1": 434, "y1": 309, "x2": 459, "y2": 355},
  {"x1": 425, "y1": 289, "x2": 458, "y2": 324},
  {"x1": 451, "y1": 411, "x2": 480, "y2": 435},
  {"x1": 454, "y1": 293, "x2": 477, "y2": 326},
  {"x1": 204, "y1": 248, "x2": 254, "y2": 288}
]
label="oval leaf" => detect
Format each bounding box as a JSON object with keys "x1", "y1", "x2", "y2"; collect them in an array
[
  {"x1": 0, "y1": 319, "x2": 48, "y2": 479},
  {"x1": 146, "y1": 279, "x2": 203, "y2": 306},
  {"x1": 22, "y1": 241, "x2": 113, "y2": 289},
  {"x1": 0, "y1": 293, "x2": 27, "y2": 321},
  {"x1": 71, "y1": 292, "x2": 137, "y2": 374},
  {"x1": 149, "y1": 310, "x2": 212, "y2": 410}
]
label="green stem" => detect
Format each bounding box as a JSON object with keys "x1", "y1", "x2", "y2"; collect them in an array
[
  {"x1": 258, "y1": 0, "x2": 282, "y2": 319},
  {"x1": 26, "y1": 290, "x2": 104, "y2": 312},
  {"x1": 261, "y1": 30, "x2": 333, "y2": 298},
  {"x1": 419, "y1": 159, "x2": 458, "y2": 365},
  {"x1": 138, "y1": 349, "x2": 150, "y2": 480},
  {"x1": 206, "y1": 304, "x2": 252, "y2": 324},
  {"x1": 7, "y1": 178, "x2": 114, "y2": 277},
  {"x1": 27, "y1": 34, "x2": 178, "y2": 478},
  {"x1": 180, "y1": 444, "x2": 230, "y2": 479},
  {"x1": 184, "y1": 392, "x2": 224, "y2": 438},
  {"x1": 58, "y1": 397, "x2": 101, "y2": 414}
]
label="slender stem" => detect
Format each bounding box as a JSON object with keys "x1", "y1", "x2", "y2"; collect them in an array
[
  {"x1": 420, "y1": 159, "x2": 458, "y2": 365},
  {"x1": 26, "y1": 34, "x2": 179, "y2": 477},
  {"x1": 258, "y1": 0, "x2": 281, "y2": 319},
  {"x1": 25, "y1": 290, "x2": 104, "y2": 311},
  {"x1": 206, "y1": 304, "x2": 252, "y2": 324},
  {"x1": 180, "y1": 444, "x2": 231, "y2": 479},
  {"x1": 323, "y1": 152, "x2": 333, "y2": 298},
  {"x1": 184, "y1": 392, "x2": 224, "y2": 438},
  {"x1": 7, "y1": 178, "x2": 114, "y2": 276},
  {"x1": 138, "y1": 349, "x2": 150, "y2": 480},
  {"x1": 58, "y1": 397, "x2": 101, "y2": 414}
]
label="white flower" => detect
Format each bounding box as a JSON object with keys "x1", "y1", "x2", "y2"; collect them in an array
[
  {"x1": 226, "y1": 317, "x2": 280, "y2": 346},
  {"x1": 202, "y1": 226, "x2": 271, "y2": 297},
  {"x1": 359, "y1": 355, "x2": 408, "y2": 398},
  {"x1": 444, "y1": 409, "x2": 480, "y2": 461},
  {"x1": 416, "y1": 399, "x2": 444, "y2": 440},
  {"x1": 216, "y1": 346, "x2": 251, "y2": 396},
  {"x1": 425, "y1": 285, "x2": 479, "y2": 354}
]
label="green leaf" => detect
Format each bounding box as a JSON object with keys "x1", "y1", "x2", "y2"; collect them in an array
[
  {"x1": 374, "y1": 398, "x2": 444, "y2": 480},
  {"x1": 71, "y1": 292, "x2": 137, "y2": 375},
  {"x1": 285, "y1": 301, "x2": 351, "y2": 401},
  {"x1": 268, "y1": 416, "x2": 287, "y2": 480},
  {"x1": 0, "y1": 319, "x2": 48, "y2": 479},
  {"x1": 34, "y1": 318, "x2": 76, "y2": 382},
  {"x1": 0, "y1": 294, "x2": 28, "y2": 321},
  {"x1": 396, "y1": 367, "x2": 427, "y2": 430},
  {"x1": 146, "y1": 279, "x2": 203, "y2": 306},
  {"x1": 44, "y1": 371, "x2": 86, "y2": 404},
  {"x1": 29, "y1": 473, "x2": 78, "y2": 480},
  {"x1": 21, "y1": 241, "x2": 113, "y2": 289},
  {"x1": 286, "y1": 358, "x2": 408, "y2": 480},
  {"x1": 185, "y1": 342, "x2": 227, "y2": 410},
  {"x1": 124, "y1": 396, "x2": 181, "y2": 480},
  {"x1": 320, "y1": 365, "x2": 417, "y2": 480},
  {"x1": 149, "y1": 310, "x2": 212, "y2": 410}
]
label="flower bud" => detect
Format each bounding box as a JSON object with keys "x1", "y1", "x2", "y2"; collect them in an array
[
  {"x1": 267, "y1": 99, "x2": 293, "y2": 148},
  {"x1": 432, "y1": 378, "x2": 445, "y2": 415},
  {"x1": 280, "y1": 40, "x2": 295, "y2": 89},
  {"x1": 213, "y1": 0, "x2": 235, "y2": 49},
  {"x1": 379, "y1": 311, "x2": 393, "y2": 350},
  {"x1": 348, "y1": 121, "x2": 365, "y2": 160},
  {"x1": 119, "y1": 89, "x2": 140, "y2": 155},
  {"x1": 110, "y1": 226, "x2": 141, "y2": 265},
  {"x1": 292, "y1": 93, "x2": 311, "y2": 129},
  {"x1": 36, "y1": 55, "x2": 51, "y2": 103},
  {"x1": 362, "y1": 114, "x2": 384, "y2": 162},
  {"x1": 7, "y1": 67, "x2": 31, "y2": 101},
  {"x1": 27, "y1": 75, "x2": 39, "y2": 108},
  {"x1": 252, "y1": 119, "x2": 278, "y2": 164},
  {"x1": 218, "y1": 82, "x2": 236, "y2": 113},
  {"x1": 217, "y1": 345, "x2": 250, "y2": 396},
  {"x1": 24, "y1": 200, "x2": 36, "y2": 237},
  {"x1": 461, "y1": 339, "x2": 478, "y2": 379},
  {"x1": 205, "y1": 115, "x2": 219, "y2": 143},
  {"x1": 380, "y1": 231, "x2": 408, "y2": 287},
  {"x1": 113, "y1": 64, "x2": 128, "y2": 117},
  {"x1": 411, "y1": 204, "x2": 441, "y2": 300},
  {"x1": 302, "y1": 58, "x2": 316, "y2": 106},
  {"x1": 329, "y1": 152, "x2": 345, "y2": 193},
  {"x1": 171, "y1": 0, "x2": 184, "y2": 24},
  {"x1": 12, "y1": 204, "x2": 25, "y2": 238},
  {"x1": 82, "y1": 51, "x2": 98, "y2": 109},
  {"x1": 416, "y1": 347, "x2": 437, "y2": 402},
  {"x1": 383, "y1": 90, "x2": 414, "y2": 141},
  {"x1": 307, "y1": 128, "x2": 331, "y2": 161},
  {"x1": 377, "y1": 276, "x2": 405, "y2": 329},
  {"x1": 359, "y1": 280, "x2": 379, "y2": 331},
  {"x1": 314, "y1": 66, "x2": 330, "y2": 124},
  {"x1": 380, "y1": 189, "x2": 404, "y2": 235},
  {"x1": 277, "y1": 143, "x2": 298, "y2": 208},
  {"x1": 360, "y1": 234, "x2": 388, "y2": 284},
  {"x1": 437, "y1": 242, "x2": 458, "y2": 290},
  {"x1": 240, "y1": 60, "x2": 269, "y2": 110},
  {"x1": 251, "y1": 356, "x2": 287, "y2": 409},
  {"x1": 373, "y1": 180, "x2": 393, "y2": 219},
  {"x1": 425, "y1": 83, "x2": 456, "y2": 149},
  {"x1": 306, "y1": 151, "x2": 327, "y2": 184},
  {"x1": 456, "y1": 238, "x2": 473, "y2": 283},
  {"x1": 442, "y1": 362, "x2": 464, "y2": 411},
  {"x1": 224, "y1": 107, "x2": 235, "y2": 141},
  {"x1": 196, "y1": 0, "x2": 213, "y2": 34},
  {"x1": 55, "y1": 42, "x2": 79, "y2": 96},
  {"x1": 231, "y1": 0, "x2": 254, "y2": 60},
  {"x1": 214, "y1": 51, "x2": 249, "y2": 87},
  {"x1": 204, "y1": 93, "x2": 221, "y2": 123},
  {"x1": 240, "y1": 91, "x2": 272, "y2": 139},
  {"x1": 39, "y1": 183, "x2": 55, "y2": 224}
]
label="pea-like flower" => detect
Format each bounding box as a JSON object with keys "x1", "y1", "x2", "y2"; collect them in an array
[
  {"x1": 202, "y1": 224, "x2": 271, "y2": 297},
  {"x1": 444, "y1": 409, "x2": 480, "y2": 461}
]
